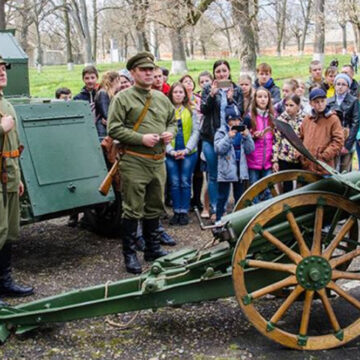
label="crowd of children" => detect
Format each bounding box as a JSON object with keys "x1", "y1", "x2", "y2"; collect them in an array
[{"x1": 56, "y1": 57, "x2": 360, "y2": 225}]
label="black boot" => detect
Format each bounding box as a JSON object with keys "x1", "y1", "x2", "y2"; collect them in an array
[
  {"x1": 0, "y1": 243, "x2": 34, "y2": 297},
  {"x1": 135, "y1": 235, "x2": 145, "y2": 252},
  {"x1": 159, "y1": 222, "x2": 176, "y2": 246},
  {"x1": 143, "y1": 218, "x2": 169, "y2": 262},
  {"x1": 121, "y1": 218, "x2": 142, "y2": 274}
]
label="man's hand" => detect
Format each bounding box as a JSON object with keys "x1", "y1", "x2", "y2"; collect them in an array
[
  {"x1": 174, "y1": 150, "x2": 186, "y2": 160},
  {"x1": 19, "y1": 181, "x2": 24, "y2": 197},
  {"x1": 1, "y1": 115, "x2": 15, "y2": 133},
  {"x1": 272, "y1": 162, "x2": 279, "y2": 172},
  {"x1": 161, "y1": 131, "x2": 173, "y2": 145},
  {"x1": 142, "y1": 134, "x2": 160, "y2": 147},
  {"x1": 210, "y1": 80, "x2": 219, "y2": 97},
  {"x1": 340, "y1": 147, "x2": 349, "y2": 155}
]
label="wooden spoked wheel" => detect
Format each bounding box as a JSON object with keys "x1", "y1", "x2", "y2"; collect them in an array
[
  {"x1": 232, "y1": 192, "x2": 360, "y2": 350},
  {"x1": 233, "y1": 170, "x2": 322, "y2": 211}
]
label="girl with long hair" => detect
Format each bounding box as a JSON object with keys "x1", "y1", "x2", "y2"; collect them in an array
[{"x1": 166, "y1": 82, "x2": 200, "y2": 225}]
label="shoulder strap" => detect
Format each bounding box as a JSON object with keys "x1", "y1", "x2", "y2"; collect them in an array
[{"x1": 133, "y1": 91, "x2": 152, "y2": 132}]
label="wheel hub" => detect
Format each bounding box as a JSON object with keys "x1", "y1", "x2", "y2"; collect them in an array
[{"x1": 296, "y1": 256, "x2": 332, "y2": 290}]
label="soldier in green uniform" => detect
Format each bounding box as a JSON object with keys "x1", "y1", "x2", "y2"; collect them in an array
[
  {"x1": 0, "y1": 56, "x2": 33, "y2": 305},
  {"x1": 108, "y1": 52, "x2": 176, "y2": 274}
]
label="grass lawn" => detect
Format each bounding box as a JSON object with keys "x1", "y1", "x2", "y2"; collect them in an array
[{"x1": 29, "y1": 53, "x2": 357, "y2": 98}]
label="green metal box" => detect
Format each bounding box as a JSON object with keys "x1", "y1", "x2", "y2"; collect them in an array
[
  {"x1": 13, "y1": 99, "x2": 114, "y2": 217},
  {"x1": 0, "y1": 30, "x2": 30, "y2": 97}
]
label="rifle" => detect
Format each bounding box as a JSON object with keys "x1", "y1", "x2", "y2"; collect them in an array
[{"x1": 98, "y1": 140, "x2": 121, "y2": 196}]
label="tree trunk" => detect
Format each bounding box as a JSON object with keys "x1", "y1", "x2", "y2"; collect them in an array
[
  {"x1": 35, "y1": 20, "x2": 43, "y2": 71},
  {"x1": 0, "y1": 0, "x2": 5, "y2": 30},
  {"x1": 200, "y1": 38, "x2": 207, "y2": 59},
  {"x1": 340, "y1": 23, "x2": 347, "y2": 54},
  {"x1": 296, "y1": 34, "x2": 301, "y2": 53},
  {"x1": 300, "y1": 0, "x2": 312, "y2": 55},
  {"x1": 232, "y1": 0, "x2": 257, "y2": 79},
  {"x1": 276, "y1": 0, "x2": 287, "y2": 57},
  {"x1": 353, "y1": 24, "x2": 360, "y2": 53},
  {"x1": 92, "y1": 0, "x2": 97, "y2": 62},
  {"x1": 63, "y1": 0, "x2": 74, "y2": 70},
  {"x1": 189, "y1": 28, "x2": 195, "y2": 60},
  {"x1": 149, "y1": 21, "x2": 160, "y2": 60},
  {"x1": 170, "y1": 27, "x2": 188, "y2": 75},
  {"x1": 313, "y1": 0, "x2": 325, "y2": 64}
]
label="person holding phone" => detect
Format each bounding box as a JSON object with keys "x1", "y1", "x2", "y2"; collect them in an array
[
  {"x1": 201, "y1": 60, "x2": 243, "y2": 222},
  {"x1": 214, "y1": 105, "x2": 254, "y2": 221}
]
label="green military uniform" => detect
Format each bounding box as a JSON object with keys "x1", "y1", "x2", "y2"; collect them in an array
[
  {"x1": 0, "y1": 55, "x2": 33, "y2": 301},
  {"x1": 108, "y1": 85, "x2": 176, "y2": 219},
  {"x1": 106, "y1": 51, "x2": 176, "y2": 274},
  {"x1": 0, "y1": 90, "x2": 21, "y2": 250}
]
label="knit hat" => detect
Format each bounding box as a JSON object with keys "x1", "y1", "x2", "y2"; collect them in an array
[
  {"x1": 334, "y1": 73, "x2": 351, "y2": 87},
  {"x1": 309, "y1": 88, "x2": 326, "y2": 101},
  {"x1": 118, "y1": 69, "x2": 134, "y2": 83},
  {"x1": 225, "y1": 104, "x2": 241, "y2": 122}
]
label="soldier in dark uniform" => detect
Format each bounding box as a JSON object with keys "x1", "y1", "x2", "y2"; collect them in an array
[
  {"x1": 108, "y1": 52, "x2": 176, "y2": 274},
  {"x1": 0, "y1": 55, "x2": 33, "y2": 306}
]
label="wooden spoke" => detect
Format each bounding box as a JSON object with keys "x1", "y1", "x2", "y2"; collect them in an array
[
  {"x1": 286, "y1": 211, "x2": 310, "y2": 257},
  {"x1": 246, "y1": 260, "x2": 296, "y2": 274},
  {"x1": 269, "y1": 185, "x2": 279, "y2": 198},
  {"x1": 332, "y1": 270, "x2": 360, "y2": 281},
  {"x1": 262, "y1": 230, "x2": 303, "y2": 264},
  {"x1": 250, "y1": 276, "x2": 297, "y2": 300},
  {"x1": 323, "y1": 216, "x2": 356, "y2": 260},
  {"x1": 330, "y1": 248, "x2": 360, "y2": 269},
  {"x1": 270, "y1": 285, "x2": 304, "y2": 325},
  {"x1": 299, "y1": 290, "x2": 314, "y2": 336},
  {"x1": 317, "y1": 289, "x2": 341, "y2": 332},
  {"x1": 311, "y1": 206, "x2": 324, "y2": 256},
  {"x1": 327, "y1": 281, "x2": 360, "y2": 310}
]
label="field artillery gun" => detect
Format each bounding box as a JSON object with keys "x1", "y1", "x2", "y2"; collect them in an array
[
  {"x1": 1, "y1": 118, "x2": 360, "y2": 351},
  {"x1": 0, "y1": 30, "x2": 120, "y2": 234}
]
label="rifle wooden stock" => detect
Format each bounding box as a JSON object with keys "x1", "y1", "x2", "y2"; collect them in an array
[{"x1": 98, "y1": 158, "x2": 120, "y2": 196}]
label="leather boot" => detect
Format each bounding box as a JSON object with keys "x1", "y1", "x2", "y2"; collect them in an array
[
  {"x1": 143, "y1": 218, "x2": 169, "y2": 262},
  {"x1": 159, "y1": 222, "x2": 176, "y2": 246},
  {"x1": 0, "y1": 243, "x2": 34, "y2": 297},
  {"x1": 121, "y1": 218, "x2": 142, "y2": 274}
]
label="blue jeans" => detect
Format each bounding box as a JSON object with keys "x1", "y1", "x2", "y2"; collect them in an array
[
  {"x1": 216, "y1": 181, "x2": 244, "y2": 221},
  {"x1": 202, "y1": 140, "x2": 218, "y2": 214},
  {"x1": 248, "y1": 168, "x2": 272, "y2": 203},
  {"x1": 166, "y1": 152, "x2": 197, "y2": 213}
]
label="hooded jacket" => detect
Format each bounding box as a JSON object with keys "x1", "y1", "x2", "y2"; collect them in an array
[
  {"x1": 327, "y1": 92, "x2": 359, "y2": 151},
  {"x1": 299, "y1": 106, "x2": 344, "y2": 174},
  {"x1": 214, "y1": 125, "x2": 254, "y2": 182},
  {"x1": 254, "y1": 78, "x2": 281, "y2": 104}
]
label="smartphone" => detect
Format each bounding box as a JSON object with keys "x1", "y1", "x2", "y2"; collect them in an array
[
  {"x1": 217, "y1": 80, "x2": 232, "y2": 88},
  {"x1": 231, "y1": 125, "x2": 246, "y2": 132},
  {"x1": 262, "y1": 126, "x2": 272, "y2": 134}
]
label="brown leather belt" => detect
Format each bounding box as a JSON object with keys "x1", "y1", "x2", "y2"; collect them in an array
[
  {"x1": 0, "y1": 149, "x2": 20, "y2": 158},
  {"x1": 124, "y1": 149, "x2": 165, "y2": 160}
]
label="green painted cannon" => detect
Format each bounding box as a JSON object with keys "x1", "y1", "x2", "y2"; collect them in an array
[
  {"x1": 0, "y1": 30, "x2": 121, "y2": 234},
  {"x1": 0, "y1": 162, "x2": 360, "y2": 350}
]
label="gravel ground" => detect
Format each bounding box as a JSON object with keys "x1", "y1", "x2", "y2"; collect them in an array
[{"x1": 1, "y1": 212, "x2": 360, "y2": 360}]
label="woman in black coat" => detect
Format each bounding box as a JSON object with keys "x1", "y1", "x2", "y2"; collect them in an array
[{"x1": 200, "y1": 60, "x2": 243, "y2": 220}]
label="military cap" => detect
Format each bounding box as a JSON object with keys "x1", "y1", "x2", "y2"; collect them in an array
[
  {"x1": 0, "y1": 55, "x2": 11, "y2": 70},
  {"x1": 126, "y1": 52, "x2": 155, "y2": 71}
]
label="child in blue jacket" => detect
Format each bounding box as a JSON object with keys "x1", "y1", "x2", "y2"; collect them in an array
[{"x1": 214, "y1": 105, "x2": 255, "y2": 221}]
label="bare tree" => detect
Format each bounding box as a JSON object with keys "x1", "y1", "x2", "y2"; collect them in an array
[
  {"x1": 63, "y1": 0, "x2": 74, "y2": 70},
  {"x1": 313, "y1": 0, "x2": 325, "y2": 63},
  {"x1": 300, "y1": 0, "x2": 312, "y2": 55},
  {"x1": 232, "y1": 0, "x2": 257, "y2": 79},
  {"x1": 274, "y1": 0, "x2": 288, "y2": 56},
  {"x1": 68, "y1": 0, "x2": 93, "y2": 64},
  {"x1": 346, "y1": 0, "x2": 360, "y2": 52}
]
